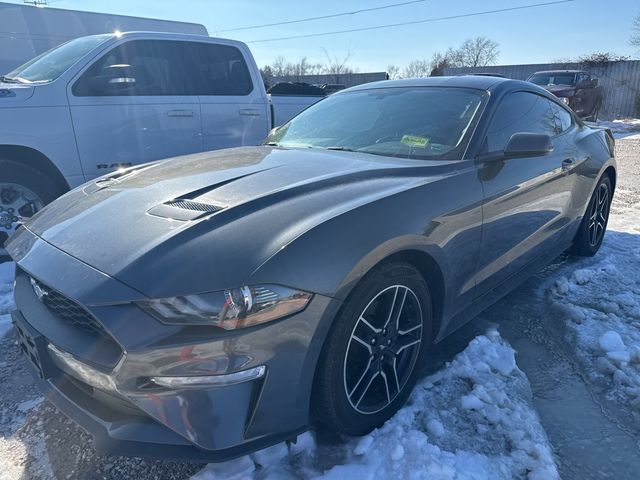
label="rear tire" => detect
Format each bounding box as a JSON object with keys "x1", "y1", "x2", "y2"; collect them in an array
[
  {"x1": 571, "y1": 175, "x2": 612, "y2": 257},
  {"x1": 312, "y1": 261, "x2": 432, "y2": 435},
  {"x1": 1, "y1": 160, "x2": 62, "y2": 258}
]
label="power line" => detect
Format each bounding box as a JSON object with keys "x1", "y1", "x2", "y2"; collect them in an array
[
  {"x1": 247, "y1": 0, "x2": 574, "y2": 44},
  {"x1": 217, "y1": 0, "x2": 429, "y2": 33}
]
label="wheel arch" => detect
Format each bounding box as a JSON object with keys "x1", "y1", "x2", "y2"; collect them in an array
[
  {"x1": 0, "y1": 145, "x2": 70, "y2": 195},
  {"x1": 333, "y1": 244, "x2": 448, "y2": 348},
  {"x1": 603, "y1": 165, "x2": 616, "y2": 194}
]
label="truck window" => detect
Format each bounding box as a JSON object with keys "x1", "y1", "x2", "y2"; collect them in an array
[
  {"x1": 5, "y1": 35, "x2": 111, "y2": 84},
  {"x1": 190, "y1": 43, "x2": 254, "y2": 96},
  {"x1": 73, "y1": 40, "x2": 194, "y2": 96}
]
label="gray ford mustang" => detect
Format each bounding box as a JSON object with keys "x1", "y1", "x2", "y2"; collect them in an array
[{"x1": 7, "y1": 76, "x2": 615, "y2": 462}]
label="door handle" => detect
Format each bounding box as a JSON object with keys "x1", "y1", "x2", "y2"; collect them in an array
[
  {"x1": 561, "y1": 158, "x2": 575, "y2": 171},
  {"x1": 167, "y1": 109, "x2": 194, "y2": 117},
  {"x1": 239, "y1": 109, "x2": 261, "y2": 117}
]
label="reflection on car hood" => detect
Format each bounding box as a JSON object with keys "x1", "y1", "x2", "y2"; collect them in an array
[
  {"x1": 23, "y1": 147, "x2": 452, "y2": 296},
  {"x1": 541, "y1": 85, "x2": 575, "y2": 96}
]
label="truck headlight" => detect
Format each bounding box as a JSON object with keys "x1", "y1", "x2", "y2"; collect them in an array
[
  {"x1": 561, "y1": 97, "x2": 571, "y2": 106},
  {"x1": 137, "y1": 285, "x2": 312, "y2": 329}
]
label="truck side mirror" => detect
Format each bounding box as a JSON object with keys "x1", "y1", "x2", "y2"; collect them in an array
[{"x1": 84, "y1": 64, "x2": 141, "y2": 95}]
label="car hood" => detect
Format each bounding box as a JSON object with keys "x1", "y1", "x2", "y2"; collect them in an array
[
  {"x1": 541, "y1": 84, "x2": 575, "y2": 96},
  {"x1": 0, "y1": 83, "x2": 35, "y2": 103},
  {"x1": 21, "y1": 147, "x2": 449, "y2": 297}
]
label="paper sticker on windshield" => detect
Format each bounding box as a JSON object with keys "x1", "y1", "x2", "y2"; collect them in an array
[{"x1": 401, "y1": 135, "x2": 429, "y2": 148}]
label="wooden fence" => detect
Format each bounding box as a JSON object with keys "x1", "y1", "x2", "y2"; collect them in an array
[{"x1": 444, "y1": 61, "x2": 640, "y2": 120}]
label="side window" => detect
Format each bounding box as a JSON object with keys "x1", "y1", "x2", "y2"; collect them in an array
[
  {"x1": 486, "y1": 91, "x2": 557, "y2": 152},
  {"x1": 190, "y1": 43, "x2": 254, "y2": 96},
  {"x1": 549, "y1": 101, "x2": 573, "y2": 134},
  {"x1": 73, "y1": 40, "x2": 191, "y2": 96}
]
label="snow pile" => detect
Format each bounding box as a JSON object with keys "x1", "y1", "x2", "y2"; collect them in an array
[
  {"x1": 597, "y1": 119, "x2": 640, "y2": 139},
  {"x1": 193, "y1": 331, "x2": 558, "y2": 480},
  {"x1": 552, "y1": 230, "x2": 640, "y2": 413},
  {"x1": 0, "y1": 261, "x2": 15, "y2": 339}
]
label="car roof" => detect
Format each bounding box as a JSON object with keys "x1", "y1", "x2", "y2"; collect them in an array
[
  {"x1": 531, "y1": 70, "x2": 587, "y2": 74},
  {"x1": 344, "y1": 75, "x2": 523, "y2": 93}
]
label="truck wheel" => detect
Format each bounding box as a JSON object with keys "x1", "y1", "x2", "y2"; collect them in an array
[
  {"x1": 1, "y1": 160, "x2": 62, "y2": 259},
  {"x1": 311, "y1": 261, "x2": 432, "y2": 435}
]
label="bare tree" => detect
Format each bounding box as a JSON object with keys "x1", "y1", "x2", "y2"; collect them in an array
[
  {"x1": 270, "y1": 56, "x2": 289, "y2": 76},
  {"x1": 577, "y1": 52, "x2": 629, "y2": 64},
  {"x1": 429, "y1": 47, "x2": 462, "y2": 76},
  {"x1": 632, "y1": 12, "x2": 640, "y2": 50},
  {"x1": 386, "y1": 64, "x2": 401, "y2": 80},
  {"x1": 403, "y1": 59, "x2": 430, "y2": 78},
  {"x1": 457, "y1": 37, "x2": 499, "y2": 67},
  {"x1": 323, "y1": 48, "x2": 355, "y2": 83}
]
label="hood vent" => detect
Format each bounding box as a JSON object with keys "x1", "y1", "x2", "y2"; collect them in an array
[
  {"x1": 147, "y1": 198, "x2": 226, "y2": 221},
  {"x1": 164, "y1": 199, "x2": 224, "y2": 213}
]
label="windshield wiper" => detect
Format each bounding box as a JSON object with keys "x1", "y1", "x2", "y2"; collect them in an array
[
  {"x1": 325, "y1": 146, "x2": 358, "y2": 152},
  {"x1": 0, "y1": 75, "x2": 21, "y2": 84}
]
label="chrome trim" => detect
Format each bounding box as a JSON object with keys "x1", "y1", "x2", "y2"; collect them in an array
[
  {"x1": 149, "y1": 365, "x2": 266, "y2": 389},
  {"x1": 48, "y1": 343, "x2": 118, "y2": 393}
]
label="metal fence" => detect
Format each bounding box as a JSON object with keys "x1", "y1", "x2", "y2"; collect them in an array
[
  {"x1": 267, "y1": 72, "x2": 388, "y2": 89},
  {"x1": 444, "y1": 61, "x2": 640, "y2": 120}
]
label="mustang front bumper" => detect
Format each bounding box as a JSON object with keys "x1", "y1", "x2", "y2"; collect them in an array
[{"x1": 8, "y1": 227, "x2": 339, "y2": 461}]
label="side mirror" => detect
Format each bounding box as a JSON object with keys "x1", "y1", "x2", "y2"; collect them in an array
[
  {"x1": 83, "y1": 64, "x2": 140, "y2": 95},
  {"x1": 479, "y1": 133, "x2": 553, "y2": 162},
  {"x1": 504, "y1": 132, "x2": 553, "y2": 158}
]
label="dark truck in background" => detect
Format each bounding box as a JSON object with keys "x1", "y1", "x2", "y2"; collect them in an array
[{"x1": 527, "y1": 70, "x2": 603, "y2": 120}]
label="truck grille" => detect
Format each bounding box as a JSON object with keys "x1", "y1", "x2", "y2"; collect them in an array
[{"x1": 29, "y1": 277, "x2": 108, "y2": 338}]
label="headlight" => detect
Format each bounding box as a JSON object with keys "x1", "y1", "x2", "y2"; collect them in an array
[
  {"x1": 137, "y1": 285, "x2": 312, "y2": 329},
  {"x1": 561, "y1": 97, "x2": 571, "y2": 106}
]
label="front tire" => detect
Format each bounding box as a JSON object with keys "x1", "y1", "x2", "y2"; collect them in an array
[
  {"x1": 1, "y1": 160, "x2": 62, "y2": 258},
  {"x1": 571, "y1": 175, "x2": 612, "y2": 257},
  {"x1": 312, "y1": 261, "x2": 432, "y2": 435}
]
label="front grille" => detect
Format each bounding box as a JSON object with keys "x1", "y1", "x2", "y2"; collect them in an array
[
  {"x1": 29, "y1": 277, "x2": 108, "y2": 337},
  {"x1": 164, "y1": 199, "x2": 224, "y2": 213}
]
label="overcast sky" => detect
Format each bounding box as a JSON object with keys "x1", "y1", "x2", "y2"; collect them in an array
[{"x1": 5, "y1": 0, "x2": 640, "y2": 71}]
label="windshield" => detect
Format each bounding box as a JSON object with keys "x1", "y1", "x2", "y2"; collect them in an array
[
  {"x1": 266, "y1": 87, "x2": 485, "y2": 160},
  {"x1": 528, "y1": 73, "x2": 576, "y2": 87},
  {"x1": 4, "y1": 35, "x2": 112, "y2": 84}
]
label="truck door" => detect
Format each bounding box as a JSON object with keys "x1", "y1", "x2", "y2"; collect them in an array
[
  {"x1": 194, "y1": 42, "x2": 270, "y2": 151},
  {"x1": 68, "y1": 39, "x2": 203, "y2": 179}
]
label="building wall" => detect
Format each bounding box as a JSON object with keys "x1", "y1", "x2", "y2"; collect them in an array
[
  {"x1": 443, "y1": 61, "x2": 640, "y2": 120},
  {"x1": 268, "y1": 72, "x2": 388, "y2": 89}
]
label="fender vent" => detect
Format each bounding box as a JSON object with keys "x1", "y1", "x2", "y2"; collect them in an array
[{"x1": 164, "y1": 200, "x2": 224, "y2": 213}]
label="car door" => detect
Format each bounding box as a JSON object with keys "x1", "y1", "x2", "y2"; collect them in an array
[
  {"x1": 194, "y1": 42, "x2": 270, "y2": 151},
  {"x1": 68, "y1": 39, "x2": 203, "y2": 179},
  {"x1": 474, "y1": 90, "x2": 577, "y2": 297}
]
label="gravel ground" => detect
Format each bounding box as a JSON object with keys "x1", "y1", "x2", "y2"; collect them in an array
[{"x1": 0, "y1": 135, "x2": 638, "y2": 480}]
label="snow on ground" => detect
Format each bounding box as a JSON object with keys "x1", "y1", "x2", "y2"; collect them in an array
[
  {"x1": 0, "y1": 261, "x2": 15, "y2": 339},
  {"x1": 551, "y1": 223, "x2": 640, "y2": 416},
  {"x1": 597, "y1": 118, "x2": 640, "y2": 139},
  {"x1": 193, "y1": 331, "x2": 558, "y2": 480}
]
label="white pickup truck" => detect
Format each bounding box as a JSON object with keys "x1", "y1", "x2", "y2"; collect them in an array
[{"x1": 0, "y1": 31, "x2": 323, "y2": 254}]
